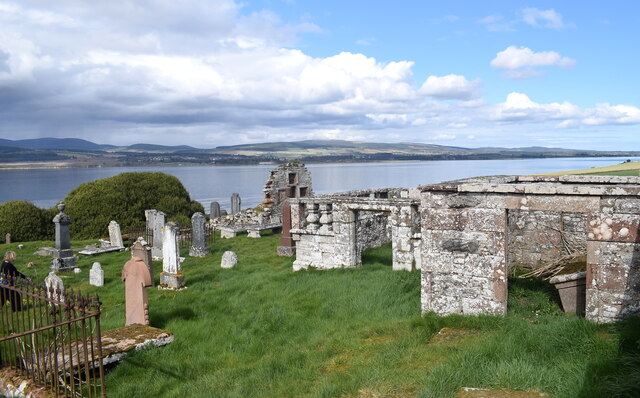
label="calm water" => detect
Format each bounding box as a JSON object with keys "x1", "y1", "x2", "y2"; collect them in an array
[{"x1": 0, "y1": 157, "x2": 636, "y2": 211}]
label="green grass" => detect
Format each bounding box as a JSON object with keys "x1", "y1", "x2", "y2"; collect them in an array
[
  {"x1": 540, "y1": 160, "x2": 640, "y2": 176},
  {"x1": 2, "y1": 236, "x2": 639, "y2": 397}
]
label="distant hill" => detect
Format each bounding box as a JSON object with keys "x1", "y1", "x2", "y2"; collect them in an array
[
  {"x1": 121, "y1": 143, "x2": 197, "y2": 152},
  {"x1": 0, "y1": 137, "x2": 115, "y2": 151}
]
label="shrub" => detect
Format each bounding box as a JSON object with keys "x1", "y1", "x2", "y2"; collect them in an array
[
  {"x1": 0, "y1": 201, "x2": 52, "y2": 242},
  {"x1": 63, "y1": 172, "x2": 204, "y2": 239}
]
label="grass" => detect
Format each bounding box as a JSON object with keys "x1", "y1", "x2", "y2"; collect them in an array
[
  {"x1": 2, "y1": 235, "x2": 639, "y2": 397},
  {"x1": 540, "y1": 160, "x2": 640, "y2": 176}
]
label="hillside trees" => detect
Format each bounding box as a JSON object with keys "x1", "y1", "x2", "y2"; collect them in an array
[{"x1": 0, "y1": 201, "x2": 53, "y2": 241}]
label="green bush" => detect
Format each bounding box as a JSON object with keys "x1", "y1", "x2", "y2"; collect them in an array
[
  {"x1": 0, "y1": 201, "x2": 52, "y2": 241},
  {"x1": 63, "y1": 172, "x2": 204, "y2": 239}
]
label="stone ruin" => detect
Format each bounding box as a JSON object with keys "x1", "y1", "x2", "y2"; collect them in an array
[{"x1": 287, "y1": 175, "x2": 640, "y2": 324}]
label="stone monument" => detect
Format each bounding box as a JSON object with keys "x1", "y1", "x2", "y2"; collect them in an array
[
  {"x1": 89, "y1": 262, "x2": 104, "y2": 287},
  {"x1": 145, "y1": 209, "x2": 166, "y2": 258},
  {"x1": 210, "y1": 202, "x2": 221, "y2": 219},
  {"x1": 51, "y1": 202, "x2": 76, "y2": 271},
  {"x1": 231, "y1": 193, "x2": 241, "y2": 214},
  {"x1": 131, "y1": 238, "x2": 154, "y2": 286},
  {"x1": 108, "y1": 220, "x2": 124, "y2": 248},
  {"x1": 122, "y1": 256, "x2": 152, "y2": 326},
  {"x1": 189, "y1": 212, "x2": 210, "y2": 257},
  {"x1": 44, "y1": 271, "x2": 64, "y2": 303},
  {"x1": 159, "y1": 222, "x2": 185, "y2": 289}
]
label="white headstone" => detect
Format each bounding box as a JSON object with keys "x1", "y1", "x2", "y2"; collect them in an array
[
  {"x1": 90, "y1": 262, "x2": 104, "y2": 287},
  {"x1": 221, "y1": 251, "x2": 238, "y2": 269},
  {"x1": 44, "y1": 271, "x2": 64, "y2": 303},
  {"x1": 108, "y1": 220, "x2": 124, "y2": 248},
  {"x1": 162, "y1": 222, "x2": 181, "y2": 274}
]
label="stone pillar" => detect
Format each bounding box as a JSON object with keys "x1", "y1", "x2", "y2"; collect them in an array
[
  {"x1": 585, "y1": 213, "x2": 640, "y2": 323},
  {"x1": 159, "y1": 222, "x2": 185, "y2": 289},
  {"x1": 51, "y1": 202, "x2": 76, "y2": 271},
  {"x1": 278, "y1": 187, "x2": 296, "y2": 256},
  {"x1": 231, "y1": 193, "x2": 241, "y2": 214},
  {"x1": 210, "y1": 202, "x2": 221, "y2": 219},
  {"x1": 189, "y1": 212, "x2": 210, "y2": 257},
  {"x1": 391, "y1": 205, "x2": 416, "y2": 271},
  {"x1": 90, "y1": 262, "x2": 104, "y2": 287},
  {"x1": 108, "y1": 220, "x2": 124, "y2": 248},
  {"x1": 131, "y1": 238, "x2": 154, "y2": 286},
  {"x1": 146, "y1": 209, "x2": 166, "y2": 258}
]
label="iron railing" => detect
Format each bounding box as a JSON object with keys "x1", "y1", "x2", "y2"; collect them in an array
[
  {"x1": 0, "y1": 277, "x2": 105, "y2": 397},
  {"x1": 131, "y1": 224, "x2": 215, "y2": 249}
]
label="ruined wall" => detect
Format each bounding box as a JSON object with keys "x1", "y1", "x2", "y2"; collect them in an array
[
  {"x1": 356, "y1": 211, "x2": 391, "y2": 253},
  {"x1": 508, "y1": 210, "x2": 587, "y2": 270},
  {"x1": 262, "y1": 162, "x2": 313, "y2": 220}
]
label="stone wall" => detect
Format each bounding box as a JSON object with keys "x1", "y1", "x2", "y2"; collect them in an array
[
  {"x1": 356, "y1": 211, "x2": 391, "y2": 253},
  {"x1": 261, "y1": 162, "x2": 313, "y2": 220}
]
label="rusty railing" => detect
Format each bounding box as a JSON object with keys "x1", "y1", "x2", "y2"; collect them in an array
[{"x1": 0, "y1": 277, "x2": 105, "y2": 397}]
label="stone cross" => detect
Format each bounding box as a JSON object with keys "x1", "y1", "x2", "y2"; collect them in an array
[
  {"x1": 230, "y1": 193, "x2": 241, "y2": 214},
  {"x1": 122, "y1": 257, "x2": 152, "y2": 326},
  {"x1": 131, "y1": 238, "x2": 154, "y2": 286},
  {"x1": 145, "y1": 209, "x2": 166, "y2": 258},
  {"x1": 44, "y1": 271, "x2": 64, "y2": 303},
  {"x1": 210, "y1": 202, "x2": 221, "y2": 219},
  {"x1": 108, "y1": 220, "x2": 124, "y2": 248},
  {"x1": 89, "y1": 262, "x2": 104, "y2": 287},
  {"x1": 159, "y1": 222, "x2": 185, "y2": 289},
  {"x1": 189, "y1": 212, "x2": 210, "y2": 257},
  {"x1": 51, "y1": 202, "x2": 76, "y2": 271}
]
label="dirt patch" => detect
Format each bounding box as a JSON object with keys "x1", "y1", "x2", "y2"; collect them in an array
[
  {"x1": 428, "y1": 327, "x2": 483, "y2": 345},
  {"x1": 456, "y1": 388, "x2": 549, "y2": 398}
]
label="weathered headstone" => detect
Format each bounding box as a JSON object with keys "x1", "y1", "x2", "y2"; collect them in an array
[
  {"x1": 90, "y1": 262, "x2": 104, "y2": 287},
  {"x1": 231, "y1": 193, "x2": 241, "y2": 214},
  {"x1": 44, "y1": 271, "x2": 64, "y2": 303},
  {"x1": 108, "y1": 220, "x2": 124, "y2": 248},
  {"x1": 221, "y1": 251, "x2": 238, "y2": 269},
  {"x1": 131, "y1": 238, "x2": 154, "y2": 286},
  {"x1": 189, "y1": 212, "x2": 210, "y2": 257},
  {"x1": 145, "y1": 209, "x2": 166, "y2": 258},
  {"x1": 5, "y1": 233, "x2": 10, "y2": 244},
  {"x1": 210, "y1": 202, "x2": 221, "y2": 219},
  {"x1": 278, "y1": 186, "x2": 296, "y2": 256},
  {"x1": 122, "y1": 257, "x2": 152, "y2": 326},
  {"x1": 51, "y1": 202, "x2": 76, "y2": 271},
  {"x1": 159, "y1": 222, "x2": 185, "y2": 289}
]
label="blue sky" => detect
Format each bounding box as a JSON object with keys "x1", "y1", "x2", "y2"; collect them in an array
[{"x1": 0, "y1": 0, "x2": 638, "y2": 149}]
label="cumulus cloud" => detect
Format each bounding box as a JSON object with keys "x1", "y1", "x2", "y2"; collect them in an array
[
  {"x1": 491, "y1": 46, "x2": 575, "y2": 79},
  {"x1": 521, "y1": 8, "x2": 570, "y2": 30},
  {"x1": 419, "y1": 74, "x2": 481, "y2": 100}
]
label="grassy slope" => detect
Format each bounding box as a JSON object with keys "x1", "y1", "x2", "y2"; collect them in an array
[
  {"x1": 541, "y1": 161, "x2": 640, "y2": 176},
  {"x1": 3, "y1": 235, "x2": 639, "y2": 398}
]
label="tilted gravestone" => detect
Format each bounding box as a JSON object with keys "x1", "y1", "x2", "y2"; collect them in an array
[
  {"x1": 108, "y1": 220, "x2": 124, "y2": 248},
  {"x1": 44, "y1": 271, "x2": 64, "y2": 303},
  {"x1": 230, "y1": 193, "x2": 241, "y2": 214},
  {"x1": 159, "y1": 222, "x2": 185, "y2": 289},
  {"x1": 90, "y1": 262, "x2": 104, "y2": 287},
  {"x1": 131, "y1": 238, "x2": 154, "y2": 286},
  {"x1": 122, "y1": 256, "x2": 152, "y2": 326},
  {"x1": 51, "y1": 202, "x2": 76, "y2": 271},
  {"x1": 210, "y1": 202, "x2": 221, "y2": 219},
  {"x1": 189, "y1": 212, "x2": 210, "y2": 257},
  {"x1": 145, "y1": 209, "x2": 166, "y2": 258}
]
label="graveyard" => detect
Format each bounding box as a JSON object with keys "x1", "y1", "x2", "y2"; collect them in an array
[{"x1": 0, "y1": 230, "x2": 637, "y2": 397}]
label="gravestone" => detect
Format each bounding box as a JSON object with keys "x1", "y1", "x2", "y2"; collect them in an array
[
  {"x1": 108, "y1": 220, "x2": 124, "y2": 248},
  {"x1": 44, "y1": 271, "x2": 64, "y2": 303},
  {"x1": 122, "y1": 256, "x2": 152, "y2": 326},
  {"x1": 277, "y1": 186, "x2": 296, "y2": 256},
  {"x1": 5, "y1": 233, "x2": 10, "y2": 244},
  {"x1": 90, "y1": 262, "x2": 104, "y2": 287},
  {"x1": 221, "y1": 251, "x2": 238, "y2": 269},
  {"x1": 159, "y1": 222, "x2": 185, "y2": 289},
  {"x1": 210, "y1": 202, "x2": 221, "y2": 219},
  {"x1": 51, "y1": 202, "x2": 76, "y2": 271},
  {"x1": 145, "y1": 209, "x2": 166, "y2": 258},
  {"x1": 231, "y1": 193, "x2": 241, "y2": 214},
  {"x1": 189, "y1": 212, "x2": 210, "y2": 257},
  {"x1": 131, "y1": 238, "x2": 154, "y2": 286}
]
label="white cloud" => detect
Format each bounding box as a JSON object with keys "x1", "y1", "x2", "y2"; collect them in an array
[
  {"x1": 521, "y1": 8, "x2": 570, "y2": 30},
  {"x1": 419, "y1": 74, "x2": 481, "y2": 100},
  {"x1": 491, "y1": 46, "x2": 575, "y2": 79}
]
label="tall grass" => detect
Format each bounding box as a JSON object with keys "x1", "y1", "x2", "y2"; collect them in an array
[{"x1": 2, "y1": 236, "x2": 638, "y2": 397}]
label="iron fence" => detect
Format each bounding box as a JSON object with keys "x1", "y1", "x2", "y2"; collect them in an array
[
  {"x1": 177, "y1": 224, "x2": 215, "y2": 248},
  {"x1": 0, "y1": 277, "x2": 105, "y2": 397},
  {"x1": 128, "y1": 227, "x2": 154, "y2": 246}
]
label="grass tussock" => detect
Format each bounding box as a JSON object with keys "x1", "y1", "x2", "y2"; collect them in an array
[{"x1": 1, "y1": 236, "x2": 638, "y2": 398}]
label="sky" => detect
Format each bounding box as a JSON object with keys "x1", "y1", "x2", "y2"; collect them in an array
[{"x1": 0, "y1": 0, "x2": 639, "y2": 150}]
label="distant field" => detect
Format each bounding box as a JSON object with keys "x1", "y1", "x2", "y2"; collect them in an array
[{"x1": 541, "y1": 160, "x2": 640, "y2": 176}]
